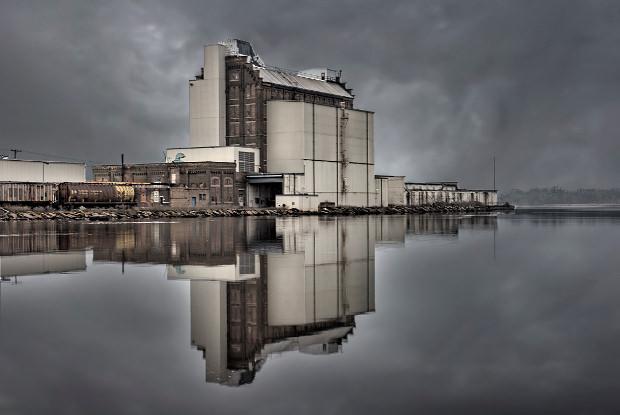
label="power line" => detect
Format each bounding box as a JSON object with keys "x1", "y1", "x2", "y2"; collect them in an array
[{"x1": 0, "y1": 148, "x2": 105, "y2": 165}]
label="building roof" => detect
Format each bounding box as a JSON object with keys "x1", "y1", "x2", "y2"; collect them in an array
[
  {"x1": 165, "y1": 145, "x2": 257, "y2": 151},
  {"x1": 0, "y1": 158, "x2": 85, "y2": 166},
  {"x1": 405, "y1": 181, "x2": 458, "y2": 185},
  {"x1": 258, "y1": 67, "x2": 353, "y2": 99}
]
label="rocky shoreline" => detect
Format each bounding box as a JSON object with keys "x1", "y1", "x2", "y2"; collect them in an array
[{"x1": 0, "y1": 203, "x2": 514, "y2": 221}]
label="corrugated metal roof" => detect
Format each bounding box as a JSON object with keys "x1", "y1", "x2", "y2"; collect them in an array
[{"x1": 258, "y1": 67, "x2": 353, "y2": 99}]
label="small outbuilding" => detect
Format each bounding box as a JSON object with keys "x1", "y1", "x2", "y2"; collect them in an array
[{"x1": 374, "y1": 175, "x2": 405, "y2": 207}]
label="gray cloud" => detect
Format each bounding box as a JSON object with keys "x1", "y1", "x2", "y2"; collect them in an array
[{"x1": 0, "y1": 0, "x2": 618, "y2": 189}]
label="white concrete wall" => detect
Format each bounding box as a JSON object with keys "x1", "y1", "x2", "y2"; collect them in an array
[
  {"x1": 387, "y1": 177, "x2": 405, "y2": 205},
  {"x1": 267, "y1": 101, "x2": 375, "y2": 207},
  {"x1": 275, "y1": 194, "x2": 319, "y2": 211},
  {"x1": 0, "y1": 159, "x2": 85, "y2": 183},
  {"x1": 375, "y1": 177, "x2": 388, "y2": 207},
  {"x1": 375, "y1": 176, "x2": 404, "y2": 206},
  {"x1": 189, "y1": 44, "x2": 226, "y2": 147},
  {"x1": 165, "y1": 146, "x2": 260, "y2": 172}
]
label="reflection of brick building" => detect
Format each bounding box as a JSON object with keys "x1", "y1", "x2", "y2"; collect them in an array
[
  {"x1": 0, "y1": 221, "x2": 93, "y2": 256},
  {"x1": 90, "y1": 218, "x2": 277, "y2": 267}
]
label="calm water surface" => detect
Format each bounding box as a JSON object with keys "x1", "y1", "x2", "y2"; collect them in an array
[{"x1": 1, "y1": 212, "x2": 619, "y2": 414}]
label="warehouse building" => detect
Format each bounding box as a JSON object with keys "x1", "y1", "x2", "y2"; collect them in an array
[
  {"x1": 404, "y1": 182, "x2": 497, "y2": 206},
  {"x1": 0, "y1": 159, "x2": 85, "y2": 183}
]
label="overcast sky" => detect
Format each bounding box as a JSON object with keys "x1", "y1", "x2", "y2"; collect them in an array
[{"x1": 0, "y1": 0, "x2": 618, "y2": 190}]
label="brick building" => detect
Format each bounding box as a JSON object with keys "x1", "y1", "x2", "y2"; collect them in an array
[{"x1": 92, "y1": 161, "x2": 239, "y2": 208}]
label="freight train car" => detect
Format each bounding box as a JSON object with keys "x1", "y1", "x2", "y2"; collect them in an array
[
  {"x1": 57, "y1": 182, "x2": 135, "y2": 207},
  {"x1": 0, "y1": 182, "x2": 58, "y2": 205}
]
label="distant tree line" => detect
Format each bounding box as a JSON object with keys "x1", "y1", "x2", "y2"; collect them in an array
[{"x1": 500, "y1": 187, "x2": 620, "y2": 205}]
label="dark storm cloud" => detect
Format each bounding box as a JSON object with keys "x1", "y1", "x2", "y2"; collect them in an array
[{"x1": 0, "y1": 0, "x2": 618, "y2": 188}]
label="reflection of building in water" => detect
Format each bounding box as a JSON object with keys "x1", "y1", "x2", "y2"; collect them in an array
[
  {"x1": 375, "y1": 215, "x2": 499, "y2": 245},
  {"x1": 91, "y1": 218, "x2": 280, "y2": 270},
  {"x1": 0, "y1": 252, "x2": 87, "y2": 280},
  {"x1": 176, "y1": 216, "x2": 376, "y2": 386},
  {"x1": 0, "y1": 222, "x2": 91, "y2": 280},
  {"x1": 0, "y1": 221, "x2": 92, "y2": 256},
  {"x1": 406, "y1": 215, "x2": 497, "y2": 238},
  {"x1": 71, "y1": 216, "x2": 373, "y2": 386},
  {"x1": 0, "y1": 214, "x2": 499, "y2": 386}
]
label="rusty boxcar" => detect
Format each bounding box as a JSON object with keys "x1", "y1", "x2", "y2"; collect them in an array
[
  {"x1": 0, "y1": 182, "x2": 58, "y2": 205},
  {"x1": 57, "y1": 182, "x2": 135, "y2": 206}
]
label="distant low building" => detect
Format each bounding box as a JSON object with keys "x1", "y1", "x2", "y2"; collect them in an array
[
  {"x1": 404, "y1": 182, "x2": 497, "y2": 206},
  {"x1": 0, "y1": 159, "x2": 85, "y2": 183}
]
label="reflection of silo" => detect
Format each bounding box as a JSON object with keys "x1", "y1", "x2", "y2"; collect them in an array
[
  {"x1": 190, "y1": 280, "x2": 228, "y2": 383},
  {"x1": 268, "y1": 216, "x2": 375, "y2": 326},
  {"x1": 186, "y1": 215, "x2": 377, "y2": 387}
]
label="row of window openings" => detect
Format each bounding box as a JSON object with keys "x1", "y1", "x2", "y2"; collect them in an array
[
  {"x1": 228, "y1": 88, "x2": 344, "y2": 107},
  {"x1": 227, "y1": 79, "x2": 348, "y2": 106},
  {"x1": 210, "y1": 177, "x2": 234, "y2": 186},
  {"x1": 228, "y1": 122, "x2": 256, "y2": 136},
  {"x1": 196, "y1": 193, "x2": 234, "y2": 203}
]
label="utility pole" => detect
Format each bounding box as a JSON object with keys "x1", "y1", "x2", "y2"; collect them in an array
[
  {"x1": 121, "y1": 153, "x2": 125, "y2": 182},
  {"x1": 10, "y1": 149, "x2": 21, "y2": 159},
  {"x1": 493, "y1": 156, "x2": 496, "y2": 191}
]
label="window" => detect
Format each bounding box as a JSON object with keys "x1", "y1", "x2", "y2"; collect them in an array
[
  {"x1": 229, "y1": 105, "x2": 240, "y2": 119},
  {"x1": 239, "y1": 254, "x2": 255, "y2": 275},
  {"x1": 245, "y1": 103, "x2": 255, "y2": 119},
  {"x1": 238, "y1": 151, "x2": 255, "y2": 173},
  {"x1": 230, "y1": 70, "x2": 240, "y2": 81},
  {"x1": 211, "y1": 177, "x2": 220, "y2": 187},
  {"x1": 224, "y1": 177, "x2": 233, "y2": 187},
  {"x1": 199, "y1": 193, "x2": 206, "y2": 201}
]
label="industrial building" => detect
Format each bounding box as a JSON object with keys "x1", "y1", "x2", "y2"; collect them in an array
[
  {"x1": 92, "y1": 161, "x2": 239, "y2": 207},
  {"x1": 187, "y1": 39, "x2": 375, "y2": 209},
  {"x1": 189, "y1": 39, "x2": 354, "y2": 169},
  {"x1": 0, "y1": 159, "x2": 85, "y2": 183},
  {"x1": 404, "y1": 182, "x2": 497, "y2": 206},
  {"x1": 165, "y1": 146, "x2": 260, "y2": 173},
  {"x1": 184, "y1": 39, "x2": 496, "y2": 209},
  {"x1": 0, "y1": 39, "x2": 499, "y2": 210}
]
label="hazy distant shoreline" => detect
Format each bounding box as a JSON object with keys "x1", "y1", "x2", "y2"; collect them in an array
[{"x1": 501, "y1": 188, "x2": 620, "y2": 205}]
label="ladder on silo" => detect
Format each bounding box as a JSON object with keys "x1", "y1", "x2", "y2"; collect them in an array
[{"x1": 339, "y1": 105, "x2": 349, "y2": 194}]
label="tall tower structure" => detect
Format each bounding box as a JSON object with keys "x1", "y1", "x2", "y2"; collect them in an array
[{"x1": 189, "y1": 44, "x2": 227, "y2": 147}]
